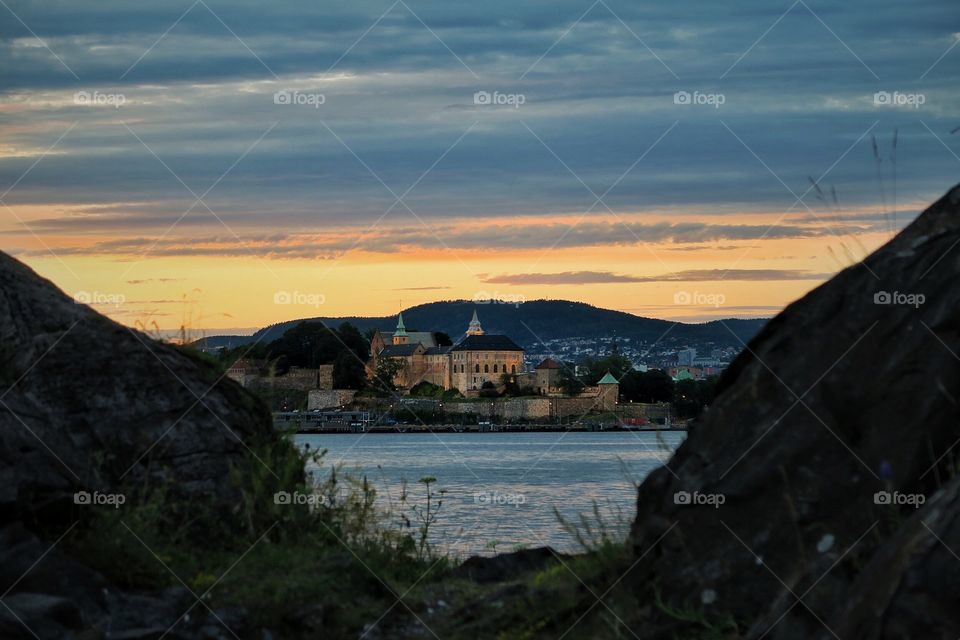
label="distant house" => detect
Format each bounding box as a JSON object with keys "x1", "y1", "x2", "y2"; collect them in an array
[
  {"x1": 529, "y1": 357, "x2": 562, "y2": 395},
  {"x1": 595, "y1": 372, "x2": 620, "y2": 409},
  {"x1": 226, "y1": 358, "x2": 261, "y2": 387}
]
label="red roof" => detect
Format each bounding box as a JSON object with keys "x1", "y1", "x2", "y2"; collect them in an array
[{"x1": 536, "y1": 358, "x2": 561, "y2": 370}]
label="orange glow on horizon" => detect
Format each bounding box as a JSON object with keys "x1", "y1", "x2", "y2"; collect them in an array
[{"x1": 11, "y1": 221, "x2": 898, "y2": 332}]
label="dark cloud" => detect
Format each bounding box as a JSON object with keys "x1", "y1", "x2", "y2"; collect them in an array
[{"x1": 15, "y1": 218, "x2": 875, "y2": 259}]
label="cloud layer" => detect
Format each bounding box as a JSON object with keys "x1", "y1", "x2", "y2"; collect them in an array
[{"x1": 0, "y1": 0, "x2": 956, "y2": 257}]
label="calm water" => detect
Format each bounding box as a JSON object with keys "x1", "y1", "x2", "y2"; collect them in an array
[{"x1": 296, "y1": 431, "x2": 684, "y2": 557}]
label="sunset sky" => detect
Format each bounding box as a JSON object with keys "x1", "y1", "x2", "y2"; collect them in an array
[{"x1": 1, "y1": 0, "x2": 957, "y2": 333}]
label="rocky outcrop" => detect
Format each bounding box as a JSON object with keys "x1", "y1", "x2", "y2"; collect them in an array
[
  {"x1": 0, "y1": 509, "x2": 266, "y2": 639},
  {"x1": 0, "y1": 252, "x2": 273, "y2": 524},
  {"x1": 832, "y1": 474, "x2": 960, "y2": 637},
  {"x1": 454, "y1": 547, "x2": 569, "y2": 584},
  {"x1": 0, "y1": 252, "x2": 273, "y2": 638},
  {"x1": 629, "y1": 183, "x2": 960, "y2": 638}
]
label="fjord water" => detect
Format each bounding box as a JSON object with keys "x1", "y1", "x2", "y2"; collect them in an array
[{"x1": 297, "y1": 431, "x2": 685, "y2": 557}]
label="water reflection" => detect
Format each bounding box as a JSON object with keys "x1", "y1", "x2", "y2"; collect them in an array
[{"x1": 298, "y1": 431, "x2": 685, "y2": 557}]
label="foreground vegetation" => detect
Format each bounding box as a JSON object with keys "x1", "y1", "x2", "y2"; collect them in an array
[
  {"x1": 65, "y1": 432, "x2": 461, "y2": 636},
  {"x1": 60, "y1": 425, "x2": 691, "y2": 638}
]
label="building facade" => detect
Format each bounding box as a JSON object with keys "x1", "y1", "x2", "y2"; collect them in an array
[{"x1": 369, "y1": 310, "x2": 525, "y2": 392}]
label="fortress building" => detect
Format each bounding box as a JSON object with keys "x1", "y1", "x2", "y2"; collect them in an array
[{"x1": 369, "y1": 310, "x2": 524, "y2": 393}]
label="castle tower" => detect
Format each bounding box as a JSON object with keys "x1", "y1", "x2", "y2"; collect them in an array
[
  {"x1": 392, "y1": 312, "x2": 409, "y2": 345},
  {"x1": 597, "y1": 371, "x2": 619, "y2": 411},
  {"x1": 466, "y1": 309, "x2": 484, "y2": 336}
]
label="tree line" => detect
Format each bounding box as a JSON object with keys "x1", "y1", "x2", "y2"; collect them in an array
[
  {"x1": 559, "y1": 354, "x2": 718, "y2": 420},
  {"x1": 217, "y1": 321, "x2": 370, "y2": 389}
]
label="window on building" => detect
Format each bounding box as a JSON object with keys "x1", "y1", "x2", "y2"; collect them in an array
[
  {"x1": 484, "y1": 364, "x2": 489, "y2": 373},
  {"x1": 475, "y1": 364, "x2": 480, "y2": 373},
  {"x1": 493, "y1": 364, "x2": 498, "y2": 373},
  {"x1": 511, "y1": 365, "x2": 516, "y2": 373}
]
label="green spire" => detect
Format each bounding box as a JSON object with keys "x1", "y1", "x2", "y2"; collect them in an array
[
  {"x1": 598, "y1": 372, "x2": 619, "y2": 384},
  {"x1": 395, "y1": 312, "x2": 407, "y2": 336}
]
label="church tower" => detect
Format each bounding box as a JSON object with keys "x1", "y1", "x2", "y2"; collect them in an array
[
  {"x1": 466, "y1": 309, "x2": 484, "y2": 336},
  {"x1": 392, "y1": 312, "x2": 409, "y2": 344}
]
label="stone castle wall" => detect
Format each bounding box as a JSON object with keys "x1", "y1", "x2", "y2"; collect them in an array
[
  {"x1": 238, "y1": 364, "x2": 334, "y2": 391},
  {"x1": 317, "y1": 364, "x2": 334, "y2": 390},
  {"x1": 308, "y1": 389, "x2": 358, "y2": 409},
  {"x1": 440, "y1": 394, "x2": 632, "y2": 421}
]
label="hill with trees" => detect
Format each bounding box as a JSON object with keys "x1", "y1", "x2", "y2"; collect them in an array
[{"x1": 197, "y1": 300, "x2": 766, "y2": 350}]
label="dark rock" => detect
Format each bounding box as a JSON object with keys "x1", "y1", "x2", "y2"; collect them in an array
[
  {"x1": 831, "y1": 475, "x2": 960, "y2": 639},
  {"x1": 0, "y1": 254, "x2": 273, "y2": 639},
  {"x1": 103, "y1": 587, "x2": 198, "y2": 640},
  {"x1": 0, "y1": 522, "x2": 107, "y2": 612},
  {"x1": 454, "y1": 547, "x2": 567, "y2": 584},
  {"x1": 0, "y1": 251, "x2": 273, "y2": 524},
  {"x1": 0, "y1": 522, "x2": 233, "y2": 640},
  {"x1": 0, "y1": 523, "x2": 107, "y2": 637},
  {"x1": 0, "y1": 593, "x2": 83, "y2": 638},
  {"x1": 629, "y1": 182, "x2": 960, "y2": 637}
]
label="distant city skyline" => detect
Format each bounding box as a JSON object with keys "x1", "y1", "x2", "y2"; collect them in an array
[{"x1": 2, "y1": 0, "x2": 957, "y2": 329}]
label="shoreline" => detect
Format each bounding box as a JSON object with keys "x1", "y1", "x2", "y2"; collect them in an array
[{"x1": 292, "y1": 424, "x2": 687, "y2": 434}]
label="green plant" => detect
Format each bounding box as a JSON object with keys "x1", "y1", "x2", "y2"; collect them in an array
[
  {"x1": 411, "y1": 476, "x2": 446, "y2": 560},
  {"x1": 65, "y1": 436, "x2": 454, "y2": 636},
  {"x1": 554, "y1": 501, "x2": 627, "y2": 553}
]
